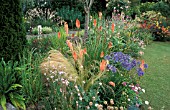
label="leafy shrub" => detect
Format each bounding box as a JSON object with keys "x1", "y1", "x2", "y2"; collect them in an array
[
  {"x1": 0, "y1": 59, "x2": 25, "y2": 110},
  {"x1": 28, "y1": 37, "x2": 53, "y2": 54},
  {"x1": 32, "y1": 26, "x2": 53, "y2": 35},
  {"x1": 57, "y1": 6, "x2": 84, "y2": 28},
  {"x1": 32, "y1": 27, "x2": 38, "y2": 35},
  {"x1": 19, "y1": 49, "x2": 45, "y2": 108},
  {"x1": 42, "y1": 26, "x2": 53, "y2": 34},
  {"x1": 139, "y1": 1, "x2": 170, "y2": 18},
  {"x1": 139, "y1": 11, "x2": 170, "y2": 41},
  {"x1": 97, "y1": 52, "x2": 148, "y2": 109},
  {"x1": 0, "y1": 0, "x2": 27, "y2": 61}
]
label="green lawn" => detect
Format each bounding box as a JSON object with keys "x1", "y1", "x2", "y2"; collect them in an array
[{"x1": 141, "y1": 41, "x2": 170, "y2": 110}]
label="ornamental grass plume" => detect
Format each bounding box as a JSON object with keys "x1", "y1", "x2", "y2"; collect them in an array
[{"x1": 76, "y1": 19, "x2": 80, "y2": 29}]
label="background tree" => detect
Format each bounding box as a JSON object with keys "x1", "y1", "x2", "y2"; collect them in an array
[
  {"x1": 79, "y1": 0, "x2": 94, "y2": 38},
  {"x1": 0, "y1": 0, "x2": 27, "y2": 61}
]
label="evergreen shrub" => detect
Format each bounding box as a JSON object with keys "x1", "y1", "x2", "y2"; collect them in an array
[{"x1": 0, "y1": 0, "x2": 27, "y2": 61}]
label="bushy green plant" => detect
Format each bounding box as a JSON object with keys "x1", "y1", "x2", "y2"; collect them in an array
[
  {"x1": 0, "y1": 0, "x2": 27, "y2": 61},
  {"x1": 19, "y1": 49, "x2": 45, "y2": 108},
  {"x1": 32, "y1": 26, "x2": 53, "y2": 35},
  {"x1": 32, "y1": 27, "x2": 38, "y2": 35},
  {"x1": 42, "y1": 26, "x2": 53, "y2": 34},
  {"x1": 28, "y1": 37, "x2": 53, "y2": 54},
  {"x1": 57, "y1": 6, "x2": 84, "y2": 28},
  {"x1": 0, "y1": 59, "x2": 25, "y2": 110},
  {"x1": 98, "y1": 52, "x2": 148, "y2": 109}
]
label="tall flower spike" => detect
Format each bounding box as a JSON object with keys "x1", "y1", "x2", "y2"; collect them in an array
[
  {"x1": 140, "y1": 60, "x2": 145, "y2": 71},
  {"x1": 64, "y1": 22, "x2": 69, "y2": 35},
  {"x1": 58, "y1": 32, "x2": 61, "y2": 39},
  {"x1": 76, "y1": 19, "x2": 80, "y2": 29},
  {"x1": 100, "y1": 51, "x2": 104, "y2": 58},
  {"x1": 83, "y1": 48, "x2": 87, "y2": 54},
  {"x1": 66, "y1": 40, "x2": 73, "y2": 51},
  {"x1": 79, "y1": 49, "x2": 84, "y2": 58},
  {"x1": 112, "y1": 23, "x2": 115, "y2": 32},
  {"x1": 72, "y1": 51, "x2": 77, "y2": 61},
  {"x1": 108, "y1": 42, "x2": 113, "y2": 49},
  {"x1": 100, "y1": 60, "x2": 107, "y2": 71},
  {"x1": 93, "y1": 19, "x2": 97, "y2": 27}
]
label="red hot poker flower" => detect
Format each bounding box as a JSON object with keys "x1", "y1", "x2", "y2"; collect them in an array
[
  {"x1": 76, "y1": 19, "x2": 80, "y2": 29},
  {"x1": 100, "y1": 60, "x2": 107, "y2": 71},
  {"x1": 93, "y1": 19, "x2": 97, "y2": 27},
  {"x1": 58, "y1": 32, "x2": 61, "y2": 39}
]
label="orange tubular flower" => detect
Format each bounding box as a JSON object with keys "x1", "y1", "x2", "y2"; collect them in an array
[
  {"x1": 79, "y1": 49, "x2": 84, "y2": 58},
  {"x1": 93, "y1": 19, "x2": 97, "y2": 27},
  {"x1": 140, "y1": 60, "x2": 145, "y2": 71},
  {"x1": 64, "y1": 22, "x2": 69, "y2": 35},
  {"x1": 112, "y1": 23, "x2": 115, "y2": 32},
  {"x1": 109, "y1": 81, "x2": 115, "y2": 87},
  {"x1": 100, "y1": 51, "x2": 104, "y2": 58},
  {"x1": 100, "y1": 60, "x2": 107, "y2": 71},
  {"x1": 76, "y1": 19, "x2": 80, "y2": 29},
  {"x1": 83, "y1": 48, "x2": 87, "y2": 54},
  {"x1": 99, "y1": 26, "x2": 102, "y2": 31},
  {"x1": 66, "y1": 40, "x2": 73, "y2": 51},
  {"x1": 72, "y1": 51, "x2": 77, "y2": 61},
  {"x1": 58, "y1": 32, "x2": 61, "y2": 39},
  {"x1": 108, "y1": 42, "x2": 113, "y2": 49}
]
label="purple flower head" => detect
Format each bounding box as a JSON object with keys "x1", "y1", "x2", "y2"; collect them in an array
[
  {"x1": 144, "y1": 64, "x2": 148, "y2": 69},
  {"x1": 107, "y1": 64, "x2": 117, "y2": 73},
  {"x1": 137, "y1": 68, "x2": 144, "y2": 76}
]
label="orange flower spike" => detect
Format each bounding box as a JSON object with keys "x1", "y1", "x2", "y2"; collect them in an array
[
  {"x1": 79, "y1": 50, "x2": 84, "y2": 58},
  {"x1": 100, "y1": 51, "x2": 104, "y2": 58},
  {"x1": 109, "y1": 81, "x2": 115, "y2": 87},
  {"x1": 58, "y1": 32, "x2": 61, "y2": 39},
  {"x1": 99, "y1": 26, "x2": 102, "y2": 31},
  {"x1": 66, "y1": 40, "x2": 73, "y2": 51},
  {"x1": 140, "y1": 60, "x2": 145, "y2": 71},
  {"x1": 112, "y1": 23, "x2": 115, "y2": 32},
  {"x1": 72, "y1": 51, "x2": 78, "y2": 61},
  {"x1": 108, "y1": 42, "x2": 113, "y2": 49},
  {"x1": 76, "y1": 19, "x2": 80, "y2": 29},
  {"x1": 100, "y1": 60, "x2": 107, "y2": 71},
  {"x1": 93, "y1": 19, "x2": 97, "y2": 27},
  {"x1": 83, "y1": 48, "x2": 87, "y2": 54},
  {"x1": 64, "y1": 22, "x2": 69, "y2": 35}
]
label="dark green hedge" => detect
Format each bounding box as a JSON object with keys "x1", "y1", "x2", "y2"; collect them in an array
[{"x1": 0, "y1": 0, "x2": 27, "y2": 62}]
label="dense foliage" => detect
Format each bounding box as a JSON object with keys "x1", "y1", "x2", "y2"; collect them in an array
[{"x1": 0, "y1": 0, "x2": 26, "y2": 61}]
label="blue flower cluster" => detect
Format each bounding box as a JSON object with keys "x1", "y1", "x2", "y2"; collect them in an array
[{"x1": 104, "y1": 52, "x2": 148, "y2": 76}]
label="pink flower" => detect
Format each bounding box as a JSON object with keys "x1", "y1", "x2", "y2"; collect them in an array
[{"x1": 122, "y1": 82, "x2": 127, "y2": 86}]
